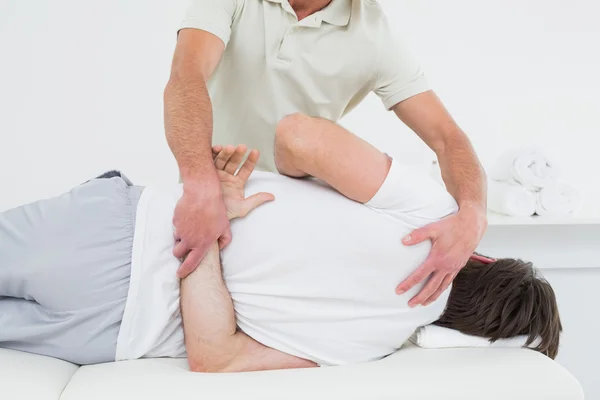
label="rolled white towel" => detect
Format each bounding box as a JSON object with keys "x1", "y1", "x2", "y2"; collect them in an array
[
  {"x1": 487, "y1": 180, "x2": 536, "y2": 217},
  {"x1": 409, "y1": 325, "x2": 541, "y2": 349},
  {"x1": 535, "y1": 182, "x2": 582, "y2": 216},
  {"x1": 490, "y1": 148, "x2": 558, "y2": 191}
]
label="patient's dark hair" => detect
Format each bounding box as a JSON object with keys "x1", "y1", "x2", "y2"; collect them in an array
[{"x1": 435, "y1": 257, "x2": 562, "y2": 359}]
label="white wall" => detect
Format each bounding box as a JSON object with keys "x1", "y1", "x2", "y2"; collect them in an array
[
  {"x1": 0, "y1": 0, "x2": 187, "y2": 208},
  {"x1": 2, "y1": 0, "x2": 600, "y2": 211},
  {"x1": 479, "y1": 223, "x2": 600, "y2": 399},
  {"x1": 0, "y1": 0, "x2": 598, "y2": 395},
  {"x1": 543, "y1": 268, "x2": 598, "y2": 399},
  {"x1": 342, "y1": 0, "x2": 600, "y2": 216}
]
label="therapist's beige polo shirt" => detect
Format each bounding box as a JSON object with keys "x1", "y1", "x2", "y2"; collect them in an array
[{"x1": 180, "y1": 0, "x2": 430, "y2": 171}]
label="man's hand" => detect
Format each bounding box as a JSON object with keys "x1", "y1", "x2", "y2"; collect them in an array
[
  {"x1": 173, "y1": 176, "x2": 230, "y2": 279},
  {"x1": 212, "y1": 144, "x2": 275, "y2": 220},
  {"x1": 180, "y1": 146, "x2": 310, "y2": 373},
  {"x1": 391, "y1": 92, "x2": 487, "y2": 306},
  {"x1": 165, "y1": 29, "x2": 230, "y2": 279},
  {"x1": 396, "y1": 206, "x2": 487, "y2": 307}
]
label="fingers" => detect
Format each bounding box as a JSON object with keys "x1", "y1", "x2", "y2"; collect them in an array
[
  {"x1": 395, "y1": 257, "x2": 436, "y2": 295},
  {"x1": 214, "y1": 145, "x2": 236, "y2": 170},
  {"x1": 237, "y1": 149, "x2": 260, "y2": 182},
  {"x1": 240, "y1": 192, "x2": 275, "y2": 217},
  {"x1": 173, "y1": 239, "x2": 189, "y2": 259},
  {"x1": 423, "y1": 272, "x2": 456, "y2": 306},
  {"x1": 214, "y1": 145, "x2": 251, "y2": 175},
  {"x1": 219, "y1": 228, "x2": 232, "y2": 250},
  {"x1": 408, "y1": 270, "x2": 446, "y2": 307},
  {"x1": 402, "y1": 225, "x2": 436, "y2": 246},
  {"x1": 177, "y1": 249, "x2": 203, "y2": 279},
  {"x1": 212, "y1": 145, "x2": 223, "y2": 159},
  {"x1": 224, "y1": 145, "x2": 247, "y2": 175}
]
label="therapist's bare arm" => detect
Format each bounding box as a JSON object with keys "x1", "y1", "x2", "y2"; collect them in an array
[
  {"x1": 274, "y1": 113, "x2": 391, "y2": 203},
  {"x1": 164, "y1": 29, "x2": 230, "y2": 278},
  {"x1": 392, "y1": 91, "x2": 487, "y2": 217},
  {"x1": 392, "y1": 91, "x2": 487, "y2": 307}
]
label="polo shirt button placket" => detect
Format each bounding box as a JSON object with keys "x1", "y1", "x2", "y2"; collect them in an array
[{"x1": 276, "y1": 26, "x2": 297, "y2": 65}]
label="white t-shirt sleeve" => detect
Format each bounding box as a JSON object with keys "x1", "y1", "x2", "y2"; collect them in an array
[
  {"x1": 366, "y1": 159, "x2": 458, "y2": 224},
  {"x1": 372, "y1": 16, "x2": 430, "y2": 110},
  {"x1": 179, "y1": 0, "x2": 240, "y2": 46}
]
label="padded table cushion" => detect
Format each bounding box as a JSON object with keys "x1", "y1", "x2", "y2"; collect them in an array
[
  {"x1": 0, "y1": 348, "x2": 78, "y2": 400},
  {"x1": 2, "y1": 344, "x2": 583, "y2": 400}
]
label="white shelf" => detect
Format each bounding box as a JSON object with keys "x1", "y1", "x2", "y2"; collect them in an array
[
  {"x1": 487, "y1": 193, "x2": 600, "y2": 226},
  {"x1": 487, "y1": 211, "x2": 600, "y2": 226}
]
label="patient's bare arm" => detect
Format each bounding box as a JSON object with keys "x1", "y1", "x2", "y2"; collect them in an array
[
  {"x1": 273, "y1": 113, "x2": 391, "y2": 203},
  {"x1": 181, "y1": 243, "x2": 316, "y2": 372},
  {"x1": 181, "y1": 146, "x2": 317, "y2": 372}
]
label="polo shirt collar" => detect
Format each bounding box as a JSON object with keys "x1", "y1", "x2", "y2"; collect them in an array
[
  {"x1": 264, "y1": 0, "x2": 352, "y2": 27},
  {"x1": 319, "y1": 0, "x2": 352, "y2": 26}
]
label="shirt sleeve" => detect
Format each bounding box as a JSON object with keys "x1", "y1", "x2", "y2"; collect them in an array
[
  {"x1": 366, "y1": 158, "x2": 458, "y2": 225},
  {"x1": 372, "y1": 18, "x2": 431, "y2": 110},
  {"x1": 179, "y1": 0, "x2": 240, "y2": 46}
]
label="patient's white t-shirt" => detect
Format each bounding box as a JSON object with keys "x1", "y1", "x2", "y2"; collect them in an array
[{"x1": 115, "y1": 160, "x2": 458, "y2": 365}]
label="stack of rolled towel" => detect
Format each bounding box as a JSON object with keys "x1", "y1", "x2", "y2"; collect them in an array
[
  {"x1": 487, "y1": 148, "x2": 582, "y2": 217},
  {"x1": 410, "y1": 325, "x2": 541, "y2": 350}
]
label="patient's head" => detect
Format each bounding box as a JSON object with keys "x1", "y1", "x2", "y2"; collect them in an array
[{"x1": 435, "y1": 257, "x2": 562, "y2": 359}]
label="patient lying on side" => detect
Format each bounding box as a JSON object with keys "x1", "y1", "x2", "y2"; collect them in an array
[{"x1": 0, "y1": 124, "x2": 561, "y2": 371}]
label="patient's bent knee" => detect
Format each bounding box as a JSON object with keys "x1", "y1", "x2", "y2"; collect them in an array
[
  {"x1": 276, "y1": 113, "x2": 309, "y2": 142},
  {"x1": 274, "y1": 113, "x2": 311, "y2": 177}
]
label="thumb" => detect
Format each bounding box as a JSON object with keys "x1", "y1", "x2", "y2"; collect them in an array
[
  {"x1": 212, "y1": 145, "x2": 223, "y2": 159},
  {"x1": 177, "y1": 250, "x2": 202, "y2": 279},
  {"x1": 173, "y1": 240, "x2": 189, "y2": 259},
  {"x1": 241, "y1": 192, "x2": 275, "y2": 217},
  {"x1": 402, "y1": 226, "x2": 434, "y2": 246},
  {"x1": 219, "y1": 228, "x2": 232, "y2": 250}
]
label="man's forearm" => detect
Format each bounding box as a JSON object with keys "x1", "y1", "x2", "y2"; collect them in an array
[
  {"x1": 164, "y1": 73, "x2": 216, "y2": 182},
  {"x1": 181, "y1": 242, "x2": 317, "y2": 372},
  {"x1": 436, "y1": 131, "x2": 487, "y2": 214},
  {"x1": 391, "y1": 91, "x2": 487, "y2": 215},
  {"x1": 180, "y1": 242, "x2": 241, "y2": 372}
]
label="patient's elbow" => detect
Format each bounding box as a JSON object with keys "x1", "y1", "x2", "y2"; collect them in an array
[
  {"x1": 188, "y1": 358, "x2": 205, "y2": 373},
  {"x1": 188, "y1": 358, "x2": 220, "y2": 373},
  {"x1": 188, "y1": 358, "x2": 242, "y2": 374},
  {"x1": 189, "y1": 364, "x2": 222, "y2": 374}
]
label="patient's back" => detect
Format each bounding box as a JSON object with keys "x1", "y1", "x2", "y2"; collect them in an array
[{"x1": 222, "y1": 163, "x2": 458, "y2": 366}]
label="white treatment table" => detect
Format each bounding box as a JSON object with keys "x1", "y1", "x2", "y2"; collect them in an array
[{"x1": 0, "y1": 343, "x2": 582, "y2": 400}]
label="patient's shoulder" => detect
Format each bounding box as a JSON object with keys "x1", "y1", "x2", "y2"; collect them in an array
[{"x1": 365, "y1": 160, "x2": 458, "y2": 224}]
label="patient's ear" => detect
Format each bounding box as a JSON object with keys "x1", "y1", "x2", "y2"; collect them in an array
[{"x1": 469, "y1": 253, "x2": 496, "y2": 264}]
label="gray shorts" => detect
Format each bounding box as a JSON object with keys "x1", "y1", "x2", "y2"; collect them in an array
[{"x1": 0, "y1": 175, "x2": 143, "y2": 365}]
